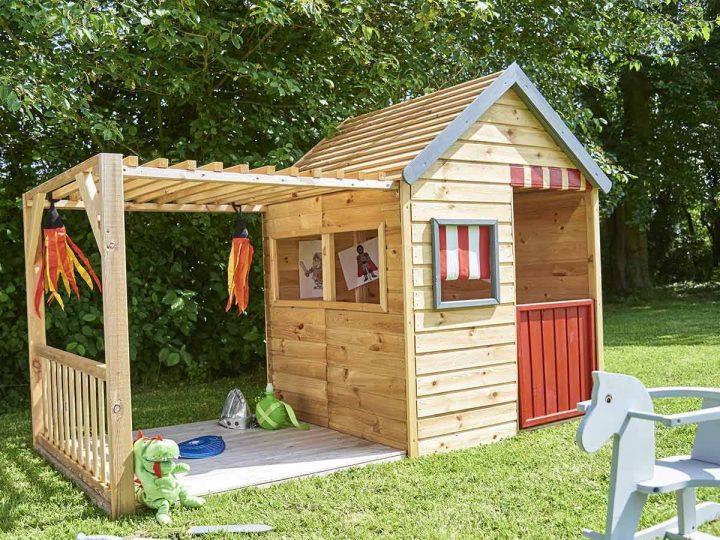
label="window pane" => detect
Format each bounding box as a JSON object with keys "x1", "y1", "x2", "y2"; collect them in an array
[
  {"x1": 276, "y1": 235, "x2": 323, "y2": 301},
  {"x1": 333, "y1": 230, "x2": 381, "y2": 305}
]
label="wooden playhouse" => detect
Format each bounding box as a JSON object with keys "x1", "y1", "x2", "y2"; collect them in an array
[{"x1": 23, "y1": 63, "x2": 611, "y2": 516}]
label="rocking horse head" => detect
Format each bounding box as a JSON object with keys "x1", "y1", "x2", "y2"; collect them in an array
[{"x1": 577, "y1": 371, "x2": 654, "y2": 454}]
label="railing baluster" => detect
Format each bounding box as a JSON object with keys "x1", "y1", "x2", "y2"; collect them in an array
[
  {"x1": 74, "y1": 368, "x2": 84, "y2": 464},
  {"x1": 52, "y1": 361, "x2": 60, "y2": 448},
  {"x1": 42, "y1": 358, "x2": 49, "y2": 438},
  {"x1": 83, "y1": 373, "x2": 91, "y2": 472},
  {"x1": 90, "y1": 375, "x2": 98, "y2": 479},
  {"x1": 68, "y1": 367, "x2": 77, "y2": 460},
  {"x1": 60, "y1": 365, "x2": 70, "y2": 456},
  {"x1": 98, "y1": 380, "x2": 108, "y2": 484},
  {"x1": 46, "y1": 360, "x2": 52, "y2": 441},
  {"x1": 45, "y1": 360, "x2": 52, "y2": 442}
]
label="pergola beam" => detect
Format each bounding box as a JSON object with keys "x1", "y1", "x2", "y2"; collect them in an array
[
  {"x1": 26, "y1": 155, "x2": 99, "y2": 198},
  {"x1": 27, "y1": 199, "x2": 266, "y2": 214},
  {"x1": 122, "y1": 165, "x2": 395, "y2": 190}
]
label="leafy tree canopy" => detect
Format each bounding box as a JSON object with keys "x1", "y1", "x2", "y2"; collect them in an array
[{"x1": 0, "y1": 0, "x2": 717, "y2": 403}]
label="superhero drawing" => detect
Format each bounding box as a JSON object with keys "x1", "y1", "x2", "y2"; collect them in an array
[
  {"x1": 338, "y1": 236, "x2": 380, "y2": 291},
  {"x1": 356, "y1": 245, "x2": 378, "y2": 282},
  {"x1": 298, "y1": 239, "x2": 323, "y2": 298},
  {"x1": 300, "y1": 252, "x2": 323, "y2": 289}
]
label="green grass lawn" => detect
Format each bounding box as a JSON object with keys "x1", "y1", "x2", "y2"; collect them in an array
[{"x1": 3, "y1": 288, "x2": 720, "y2": 539}]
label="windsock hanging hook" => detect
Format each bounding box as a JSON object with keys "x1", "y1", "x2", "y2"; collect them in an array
[{"x1": 231, "y1": 203, "x2": 249, "y2": 239}]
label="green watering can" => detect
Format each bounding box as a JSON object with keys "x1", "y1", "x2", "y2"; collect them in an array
[{"x1": 255, "y1": 383, "x2": 309, "y2": 431}]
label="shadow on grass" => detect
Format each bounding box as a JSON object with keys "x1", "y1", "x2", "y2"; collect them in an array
[
  {"x1": 0, "y1": 411, "x2": 104, "y2": 532},
  {"x1": 604, "y1": 287, "x2": 720, "y2": 348}
]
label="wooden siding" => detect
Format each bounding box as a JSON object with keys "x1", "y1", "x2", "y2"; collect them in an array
[
  {"x1": 408, "y1": 89, "x2": 600, "y2": 455},
  {"x1": 264, "y1": 190, "x2": 407, "y2": 450},
  {"x1": 513, "y1": 190, "x2": 591, "y2": 304}
]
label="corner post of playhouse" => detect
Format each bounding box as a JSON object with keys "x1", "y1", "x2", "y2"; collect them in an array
[
  {"x1": 587, "y1": 187, "x2": 604, "y2": 369},
  {"x1": 98, "y1": 153, "x2": 135, "y2": 517},
  {"x1": 399, "y1": 181, "x2": 419, "y2": 457},
  {"x1": 261, "y1": 215, "x2": 274, "y2": 381},
  {"x1": 22, "y1": 191, "x2": 48, "y2": 445}
]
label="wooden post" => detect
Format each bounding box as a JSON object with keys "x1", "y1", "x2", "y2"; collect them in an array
[
  {"x1": 321, "y1": 233, "x2": 336, "y2": 302},
  {"x1": 377, "y1": 223, "x2": 388, "y2": 312},
  {"x1": 586, "y1": 188, "x2": 604, "y2": 370},
  {"x1": 399, "y1": 182, "x2": 419, "y2": 457},
  {"x1": 98, "y1": 153, "x2": 135, "y2": 517},
  {"x1": 262, "y1": 216, "x2": 274, "y2": 382},
  {"x1": 23, "y1": 192, "x2": 47, "y2": 444}
]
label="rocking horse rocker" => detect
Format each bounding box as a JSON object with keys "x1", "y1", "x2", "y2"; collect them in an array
[{"x1": 577, "y1": 372, "x2": 720, "y2": 539}]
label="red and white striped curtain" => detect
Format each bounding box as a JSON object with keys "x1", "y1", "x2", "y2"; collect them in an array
[
  {"x1": 510, "y1": 165, "x2": 592, "y2": 191},
  {"x1": 439, "y1": 224, "x2": 491, "y2": 281}
]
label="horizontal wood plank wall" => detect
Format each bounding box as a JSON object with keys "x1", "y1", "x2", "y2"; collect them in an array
[
  {"x1": 409, "y1": 88, "x2": 591, "y2": 454},
  {"x1": 265, "y1": 196, "x2": 328, "y2": 427},
  {"x1": 264, "y1": 190, "x2": 407, "y2": 450},
  {"x1": 513, "y1": 190, "x2": 590, "y2": 304}
]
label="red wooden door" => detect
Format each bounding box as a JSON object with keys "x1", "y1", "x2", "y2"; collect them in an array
[{"x1": 517, "y1": 299, "x2": 596, "y2": 429}]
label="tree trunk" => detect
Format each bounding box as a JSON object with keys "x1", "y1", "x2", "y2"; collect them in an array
[
  {"x1": 610, "y1": 200, "x2": 651, "y2": 292},
  {"x1": 701, "y1": 165, "x2": 720, "y2": 268},
  {"x1": 607, "y1": 67, "x2": 653, "y2": 294}
]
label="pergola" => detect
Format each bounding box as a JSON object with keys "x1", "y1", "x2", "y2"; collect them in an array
[{"x1": 22, "y1": 153, "x2": 394, "y2": 515}]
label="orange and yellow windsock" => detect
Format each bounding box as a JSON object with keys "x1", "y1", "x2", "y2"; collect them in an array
[
  {"x1": 33, "y1": 204, "x2": 102, "y2": 318},
  {"x1": 226, "y1": 211, "x2": 254, "y2": 314}
]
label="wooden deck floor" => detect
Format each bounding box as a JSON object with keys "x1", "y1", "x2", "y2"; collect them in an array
[{"x1": 135, "y1": 421, "x2": 405, "y2": 496}]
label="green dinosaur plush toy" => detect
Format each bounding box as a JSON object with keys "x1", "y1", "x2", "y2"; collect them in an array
[{"x1": 133, "y1": 432, "x2": 205, "y2": 524}]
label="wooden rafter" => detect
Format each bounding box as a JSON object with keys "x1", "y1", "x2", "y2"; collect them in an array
[
  {"x1": 223, "y1": 164, "x2": 250, "y2": 173},
  {"x1": 179, "y1": 184, "x2": 276, "y2": 206},
  {"x1": 141, "y1": 158, "x2": 169, "y2": 168},
  {"x1": 27, "y1": 155, "x2": 99, "y2": 198}
]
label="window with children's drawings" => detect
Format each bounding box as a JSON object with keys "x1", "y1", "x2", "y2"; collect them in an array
[
  {"x1": 431, "y1": 219, "x2": 500, "y2": 309},
  {"x1": 270, "y1": 224, "x2": 387, "y2": 311}
]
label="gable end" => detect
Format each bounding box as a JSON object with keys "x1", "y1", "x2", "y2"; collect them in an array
[{"x1": 402, "y1": 63, "x2": 612, "y2": 193}]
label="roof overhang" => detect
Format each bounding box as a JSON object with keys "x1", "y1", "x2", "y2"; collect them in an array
[{"x1": 402, "y1": 62, "x2": 613, "y2": 193}]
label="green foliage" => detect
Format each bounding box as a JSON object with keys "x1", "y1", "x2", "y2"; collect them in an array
[{"x1": 1, "y1": 0, "x2": 719, "y2": 401}]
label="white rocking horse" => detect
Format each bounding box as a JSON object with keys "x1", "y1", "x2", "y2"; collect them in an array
[{"x1": 577, "y1": 371, "x2": 720, "y2": 539}]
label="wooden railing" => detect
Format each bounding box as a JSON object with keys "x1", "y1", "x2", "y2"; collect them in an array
[{"x1": 33, "y1": 344, "x2": 110, "y2": 508}]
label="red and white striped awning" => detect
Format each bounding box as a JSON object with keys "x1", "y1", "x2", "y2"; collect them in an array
[
  {"x1": 510, "y1": 165, "x2": 592, "y2": 191},
  {"x1": 439, "y1": 224, "x2": 491, "y2": 281}
]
